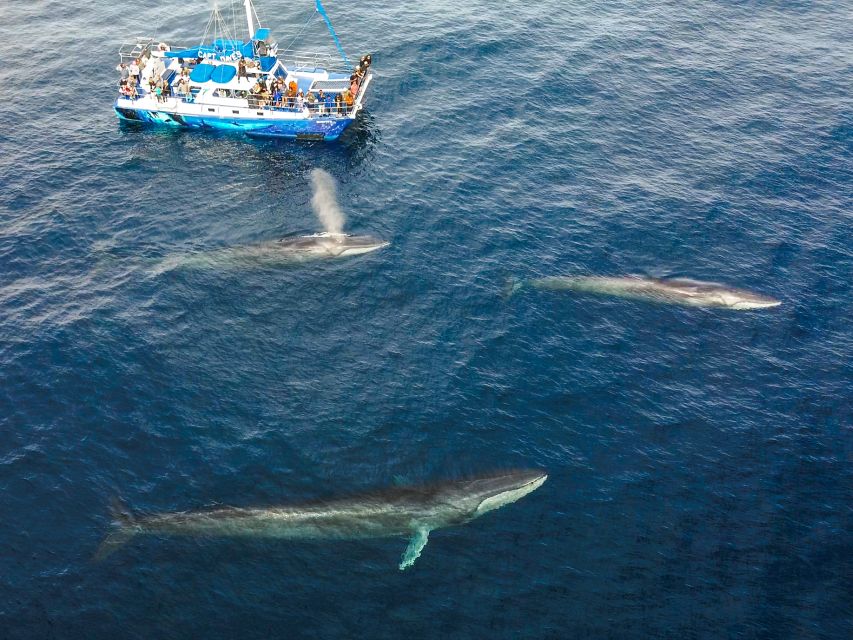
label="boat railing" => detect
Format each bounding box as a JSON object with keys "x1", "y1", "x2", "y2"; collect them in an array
[
  {"x1": 119, "y1": 38, "x2": 196, "y2": 63},
  {"x1": 277, "y1": 49, "x2": 349, "y2": 73},
  {"x1": 117, "y1": 88, "x2": 357, "y2": 119},
  {"x1": 118, "y1": 37, "x2": 157, "y2": 63}
]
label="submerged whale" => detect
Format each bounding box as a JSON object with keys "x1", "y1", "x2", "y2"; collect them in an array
[
  {"x1": 96, "y1": 470, "x2": 547, "y2": 570},
  {"x1": 154, "y1": 232, "x2": 389, "y2": 271},
  {"x1": 508, "y1": 275, "x2": 781, "y2": 310}
]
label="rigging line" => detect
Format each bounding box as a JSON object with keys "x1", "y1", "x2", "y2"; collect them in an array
[
  {"x1": 282, "y1": 10, "x2": 318, "y2": 53},
  {"x1": 199, "y1": 6, "x2": 217, "y2": 46},
  {"x1": 251, "y1": 1, "x2": 264, "y2": 29}
]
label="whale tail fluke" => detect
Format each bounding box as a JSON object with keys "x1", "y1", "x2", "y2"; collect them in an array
[
  {"x1": 93, "y1": 497, "x2": 138, "y2": 562},
  {"x1": 503, "y1": 276, "x2": 525, "y2": 300}
]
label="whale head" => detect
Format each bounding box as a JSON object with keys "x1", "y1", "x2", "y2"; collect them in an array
[
  {"x1": 659, "y1": 278, "x2": 782, "y2": 310},
  {"x1": 720, "y1": 291, "x2": 782, "y2": 310},
  {"x1": 430, "y1": 470, "x2": 547, "y2": 521},
  {"x1": 277, "y1": 233, "x2": 389, "y2": 258}
]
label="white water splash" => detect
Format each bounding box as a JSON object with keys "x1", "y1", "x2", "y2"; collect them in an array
[{"x1": 310, "y1": 168, "x2": 346, "y2": 235}]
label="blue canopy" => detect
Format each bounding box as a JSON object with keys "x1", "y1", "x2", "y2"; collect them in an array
[
  {"x1": 212, "y1": 38, "x2": 243, "y2": 53},
  {"x1": 189, "y1": 63, "x2": 215, "y2": 83},
  {"x1": 165, "y1": 40, "x2": 254, "y2": 60},
  {"x1": 210, "y1": 64, "x2": 236, "y2": 84},
  {"x1": 253, "y1": 28, "x2": 270, "y2": 41},
  {"x1": 240, "y1": 42, "x2": 255, "y2": 59}
]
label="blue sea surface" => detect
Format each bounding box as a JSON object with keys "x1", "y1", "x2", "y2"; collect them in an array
[{"x1": 1, "y1": 1, "x2": 851, "y2": 637}]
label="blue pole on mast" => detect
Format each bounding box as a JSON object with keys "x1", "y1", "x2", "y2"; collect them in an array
[{"x1": 315, "y1": 0, "x2": 352, "y2": 68}]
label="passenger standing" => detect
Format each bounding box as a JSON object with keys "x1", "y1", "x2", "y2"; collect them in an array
[
  {"x1": 306, "y1": 91, "x2": 317, "y2": 113},
  {"x1": 238, "y1": 58, "x2": 248, "y2": 81},
  {"x1": 116, "y1": 63, "x2": 129, "y2": 85},
  {"x1": 324, "y1": 91, "x2": 334, "y2": 114},
  {"x1": 296, "y1": 90, "x2": 305, "y2": 112},
  {"x1": 334, "y1": 92, "x2": 343, "y2": 115},
  {"x1": 129, "y1": 59, "x2": 141, "y2": 84},
  {"x1": 316, "y1": 89, "x2": 326, "y2": 114}
]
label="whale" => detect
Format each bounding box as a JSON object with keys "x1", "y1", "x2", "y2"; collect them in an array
[
  {"x1": 152, "y1": 167, "x2": 388, "y2": 272},
  {"x1": 153, "y1": 232, "x2": 389, "y2": 271},
  {"x1": 508, "y1": 275, "x2": 781, "y2": 310},
  {"x1": 96, "y1": 470, "x2": 547, "y2": 570}
]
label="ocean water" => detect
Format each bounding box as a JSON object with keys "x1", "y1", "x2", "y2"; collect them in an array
[{"x1": 1, "y1": 0, "x2": 851, "y2": 637}]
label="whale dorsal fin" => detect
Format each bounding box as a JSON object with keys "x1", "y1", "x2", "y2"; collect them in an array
[{"x1": 399, "y1": 527, "x2": 430, "y2": 570}]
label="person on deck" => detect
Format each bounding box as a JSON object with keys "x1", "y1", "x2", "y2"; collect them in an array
[
  {"x1": 116, "y1": 63, "x2": 129, "y2": 85},
  {"x1": 296, "y1": 90, "x2": 305, "y2": 112},
  {"x1": 174, "y1": 77, "x2": 187, "y2": 98},
  {"x1": 343, "y1": 89, "x2": 354, "y2": 113},
  {"x1": 129, "y1": 59, "x2": 141, "y2": 84},
  {"x1": 334, "y1": 92, "x2": 343, "y2": 115},
  {"x1": 306, "y1": 91, "x2": 316, "y2": 113},
  {"x1": 288, "y1": 79, "x2": 298, "y2": 95},
  {"x1": 283, "y1": 84, "x2": 294, "y2": 109},
  {"x1": 316, "y1": 89, "x2": 326, "y2": 114},
  {"x1": 238, "y1": 58, "x2": 248, "y2": 82}
]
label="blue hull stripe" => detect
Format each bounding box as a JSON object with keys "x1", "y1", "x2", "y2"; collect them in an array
[{"x1": 114, "y1": 106, "x2": 353, "y2": 141}]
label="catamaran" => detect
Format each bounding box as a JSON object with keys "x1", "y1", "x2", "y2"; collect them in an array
[{"x1": 114, "y1": 0, "x2": 372, "y2": 141}]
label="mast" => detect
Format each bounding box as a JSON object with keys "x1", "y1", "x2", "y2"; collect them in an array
[{"x1": 244, "y1": 0, "x2": 254, "y2": 39}]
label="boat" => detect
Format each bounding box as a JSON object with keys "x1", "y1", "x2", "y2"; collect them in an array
[{"x1": 114, "y1": 0, "x2": 373, "y2": 141}]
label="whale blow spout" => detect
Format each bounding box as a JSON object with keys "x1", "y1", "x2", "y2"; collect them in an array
[{"x1": 310, "y1": 168, "x2": 345, "y2": 235}]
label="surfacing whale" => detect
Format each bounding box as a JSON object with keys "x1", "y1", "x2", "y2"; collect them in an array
[
  {"x1": 155, "y1": 232, "x2": 389, "y2": 271},
  {"x1": 96, "y1": 470, "x2": 547, "y2": 570},
  {"x1": 509, "y1": 275, "x2": 781, "y2": 310},
  {"x1": 153, "y1": 167, "x2": 388, "y2": 271}
]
